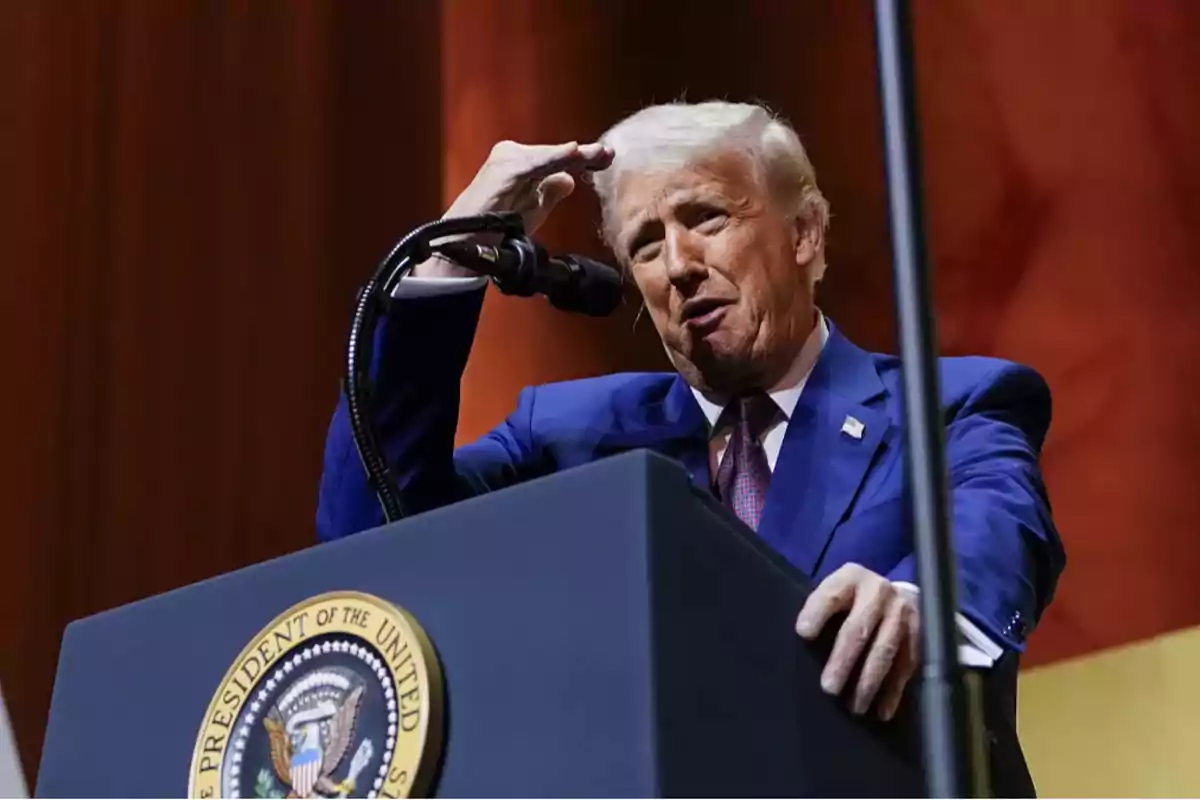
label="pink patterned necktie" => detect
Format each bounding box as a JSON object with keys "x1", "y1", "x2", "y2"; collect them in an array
[{"x1": 713, "y1": 391, "x2": 781, "y2": 531}]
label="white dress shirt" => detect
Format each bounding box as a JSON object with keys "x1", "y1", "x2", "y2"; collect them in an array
[
  {"x1": 393, "y1": 274, "x2": 488, "y2": 298},
  {"x1": 394, "y1": 279, "x2": 1002, "y2": 668}
]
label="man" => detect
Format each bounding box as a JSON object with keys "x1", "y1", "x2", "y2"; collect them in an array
[{"x1": 317, "y1": 101, "x2": 1064, "y2": 791}]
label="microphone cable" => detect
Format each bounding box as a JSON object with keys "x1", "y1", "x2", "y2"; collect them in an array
[{"x1": 345, "y1": 212, "x2": 526, "y2": 523}]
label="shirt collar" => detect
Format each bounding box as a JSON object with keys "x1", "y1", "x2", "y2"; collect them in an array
[{"x1": 689, "y1": 311, "x2": 829, "y2": 429}]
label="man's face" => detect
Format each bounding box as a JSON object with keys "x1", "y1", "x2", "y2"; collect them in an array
[{"x1": 610, "y1": 149, "x2": 821, "y2": 394}]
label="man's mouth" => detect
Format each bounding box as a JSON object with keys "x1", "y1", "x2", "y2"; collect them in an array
[{"x1": 680, "y1": 297, "x2": 733, "y2": 331}]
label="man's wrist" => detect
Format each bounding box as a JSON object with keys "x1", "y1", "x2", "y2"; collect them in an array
[{"x1": 890, "y1": 581, "x2": 1004, "y2": 668}]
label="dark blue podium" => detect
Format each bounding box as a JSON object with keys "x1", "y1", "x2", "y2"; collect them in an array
[{"x1": 36, "y1": 450, "x2": 927, "y2": 798}]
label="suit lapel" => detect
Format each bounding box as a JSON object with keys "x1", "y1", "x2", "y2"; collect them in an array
[
  {"x1": 589, "y1": 323, "x2": 891, "y2": 571},
  {"x1": 756, "y1": 326, "x2": 891, "y2": 576}
]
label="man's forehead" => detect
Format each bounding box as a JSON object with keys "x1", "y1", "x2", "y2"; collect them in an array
[{"x1": 612, "y1": 150, "x2": 758, "y2": 226}]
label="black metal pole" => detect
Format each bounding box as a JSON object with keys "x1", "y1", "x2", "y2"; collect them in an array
[{"x1": 871, "y1": 1, "x2": 988, "y2": 796}]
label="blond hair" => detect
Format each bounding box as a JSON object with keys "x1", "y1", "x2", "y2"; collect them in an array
[{"x1": 592, "y1": 100, "x2": 830, "y2": 285}]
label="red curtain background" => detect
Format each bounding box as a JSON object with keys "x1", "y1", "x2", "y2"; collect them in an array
[{"x1": 2, "y1": 0, "x2": 1198, "y2": 776}]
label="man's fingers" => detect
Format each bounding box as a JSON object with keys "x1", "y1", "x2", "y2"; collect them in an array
[
  {"x1": 575, "y1": 141, "x2": 613, "y2": 164},
  {"x1": 490, "y1": 140, "x2": 574, "y2": 164},
  {"x1": 851, "y1": 600, "x2": 906, "y2": 715},
  {"x1": 536, "y1": 172, "x2": 576, "y2": 211},
  {"x1": 820, "y1": 583, "x2": 888, "y2": 696},
  {"x1": 877, "y1": 632, "x2": 918, "y2": 720},
  {"x1": 519, "y1": 172, "x2": 577, "y2": 232},
  {"x1": 876, "y1": 649, "x2": 917, "y2": 721},
  {"x1": 795, "y1": 564, "x2": 861, "y2": 639},
  {"x1": 878, "y1": 604, "x2": 921, "y2": 720},
  {"x1": 507, "y1": 141, "x2": 612, "y2": 180}
]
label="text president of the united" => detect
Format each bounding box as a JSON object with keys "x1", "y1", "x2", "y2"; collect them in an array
[{"x1": 315, "y1": 101, "x2": 1065, "y2": 791}]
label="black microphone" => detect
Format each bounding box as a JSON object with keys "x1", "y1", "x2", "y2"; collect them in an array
[{"x1": 436, "y1": 237, "x2": 623, "y2": 317}]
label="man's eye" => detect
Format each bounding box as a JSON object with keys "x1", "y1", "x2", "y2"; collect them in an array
[
  {"x1": 696, "y1": 209, "x2": 728, "y2": 228},
  {"x1": 632, "y1": 241, "x2": 662, "y2": 262}
]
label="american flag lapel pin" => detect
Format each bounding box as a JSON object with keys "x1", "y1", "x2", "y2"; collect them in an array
[{"x1": 841, "y1": 415, "x2": 865, "y2": 440}]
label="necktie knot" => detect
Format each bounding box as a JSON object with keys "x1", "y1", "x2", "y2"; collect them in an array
[{"x1": 724, "y1": 390, "x2": 781, "y2": 442}]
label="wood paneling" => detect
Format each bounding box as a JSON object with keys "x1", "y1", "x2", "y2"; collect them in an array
[{"x1": 0, "y1": 0, "x2": 442, "y2": 774}]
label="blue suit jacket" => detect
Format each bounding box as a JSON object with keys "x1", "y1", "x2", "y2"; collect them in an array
[
  {"x1": 317, "y1": 288, "x2": 1063, "y2": 793},
  {"x1": 319, "y1": 288, "x2": 1063, "y2": 656}
]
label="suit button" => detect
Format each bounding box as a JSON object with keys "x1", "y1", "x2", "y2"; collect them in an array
[{"x1": 1002, "y1": 610, "x2": 1027, "y2": 639}]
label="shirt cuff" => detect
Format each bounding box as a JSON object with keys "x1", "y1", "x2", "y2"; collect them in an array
[
  {"x1": 390, "y1": 275, "x2": 487, "y2": 299},
  {"x1": 891, "y1": 581, "x2": 1004, "y2": 669}
]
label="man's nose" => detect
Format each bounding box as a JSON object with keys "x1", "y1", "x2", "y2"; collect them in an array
[{"x1": 663, "y1": 227, "x2": 706, "y2": 289}]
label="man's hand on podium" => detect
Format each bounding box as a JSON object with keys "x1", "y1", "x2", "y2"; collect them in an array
[{"x1": 794, "y1": 563, "x2": 919, "y2": 722}]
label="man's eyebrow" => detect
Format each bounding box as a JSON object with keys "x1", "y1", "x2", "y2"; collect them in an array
[
  {"x1": 618, "y1": 187, "x2": 719, "y2": 254},
  {"x1": 619, "y1": 210, "x2": 655, "y2": 255},
  {"x1": 624, "y1": 216, "x2": 654, "y2": 252}
]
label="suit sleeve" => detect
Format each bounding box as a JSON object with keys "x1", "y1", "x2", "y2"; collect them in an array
[
  {"x1": 315, "y1": 286, "x2": 544, "y2": 542},
  {"x1": 886, "y1": 362, "x2": 1066, "y2": 653}
]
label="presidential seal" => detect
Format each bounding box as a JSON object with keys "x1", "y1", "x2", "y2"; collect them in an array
[{"x1": 188, "y1": 591, "x2": 443, "y2": 799}]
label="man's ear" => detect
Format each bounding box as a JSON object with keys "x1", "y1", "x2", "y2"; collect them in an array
[{"x1": 793, "y1": 214, "x2": 823, "y2": 268}]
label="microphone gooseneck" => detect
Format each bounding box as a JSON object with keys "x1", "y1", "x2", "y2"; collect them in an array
[{"x1": 346, "y1": 214, "x2": 622, "y2": 525}]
